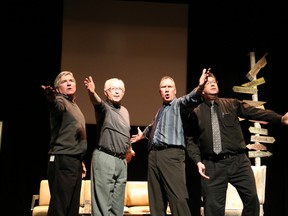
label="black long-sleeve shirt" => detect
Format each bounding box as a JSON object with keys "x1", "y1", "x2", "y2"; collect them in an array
[
  {"x1": 94, "y1": 100, "x2": 131, "y2": 155},
  {"x1": 48, "y1": 94, "x2": 87, "y2": 157},
  {"x1": 186, "y1": 97, "x2": 283, "y2": 164}
]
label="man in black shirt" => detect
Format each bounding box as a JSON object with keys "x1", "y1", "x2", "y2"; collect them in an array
[{"x1": 186, "y1": 71, "x2": 288, "y2": 216}]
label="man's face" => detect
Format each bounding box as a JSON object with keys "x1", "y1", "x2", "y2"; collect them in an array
[
  {"x1": 104, "y1": 80, "x2": 125, "y2": 105},
  {"x1": 57, "y1": 74, "x2": 76, "y2": 96},
  {"x1": 203, "y1": 76, "x2": 219, "y2": 97},
  {"x1": 159, "y1": 78, "x2": 176, "y2": 103}
]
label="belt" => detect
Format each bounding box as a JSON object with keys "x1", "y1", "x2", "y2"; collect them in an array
[
  {"x1": 150, "y1": 145, "x2": 184, "y2": 151},
  {"x1": 97, "y1": 146, "x2": 126, "y2": 159},
  {"x1": 204, "y1": 150, "x2": 245, "y2": 162}
]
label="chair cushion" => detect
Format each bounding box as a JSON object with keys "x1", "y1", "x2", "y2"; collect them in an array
[{"x1": 125, "y1": 181, "x2": 149, "y2": 207}]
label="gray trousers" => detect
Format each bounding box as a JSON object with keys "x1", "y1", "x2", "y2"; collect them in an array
[{"x1": 91, "y1": 149, "x2": 127, "y2": 216}]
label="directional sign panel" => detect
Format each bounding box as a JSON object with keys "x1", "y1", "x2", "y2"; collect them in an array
[
  {"x1": 249, "y1": 119, "x2": 268, "y2": 125},
  {"x1": 248, "y1": 151, "x2": 272, "y2": 158},
  {"x1": 256, "y1": 105, "x2": 265, "y2": 110},
  {"x1": 251, "y1": 135, "x2": 275, "y2": 143},
  {"x1": 232, "y1": 86, "x2": 257, "y2": 94},
  {"x1": 243, "y1": 100, "x2": 266, "y2": 107},
  {"x1": 242, "y1": 77, "x2": 265, "y2": 87},
  {"x1": 246, "y1": 53, "x2": 268, "y2": 81},
  {"x1": 246, "y1": 143, "x2": 267, "y2": 151},
  {"x1": 238, "y1": 117, "x2": 245, "y2": 121},
  {"x1": 238, "y1": 118, "x2": 268, "y2": 124},
  {"x1": 249, "y1": 127, "x2": 268, "y2": 135}
]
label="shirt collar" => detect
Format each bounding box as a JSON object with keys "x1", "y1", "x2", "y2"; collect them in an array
[
  {"x1": 204, "y1": 98, "x2": 219, "y2": 107},
  {"x1": 57, "y1": 93, "x2": 75, "y2": 102},
  {"x1": 106, "y1": 99, "x2": 121, "y2": 109}
]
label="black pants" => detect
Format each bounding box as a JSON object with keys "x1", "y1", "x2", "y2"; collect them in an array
[
  {"x1": 148, "y1": 147, "x2": 191, "y2": 216},
  {"x1": 202, "y1": 153, "x2": 259, "y2": 216},
  {"x1": 47, "y1": 154, "x2": 82, "y2": 216}
]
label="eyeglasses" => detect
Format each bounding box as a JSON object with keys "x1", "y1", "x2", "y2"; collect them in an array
[
  {"x1": 205, "y1": 80, "x2": 218, "y2": 85},
  {"x1": 106, "y1": 87, "x2": 124, "y2": 92}
]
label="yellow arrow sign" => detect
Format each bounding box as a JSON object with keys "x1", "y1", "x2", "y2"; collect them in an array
[
  {"x1": 249, "y1": 127, "x2": 268, "y2": 135},
  {"x1": 246, "y1": 143, "x2": 267, "y2": 151},
  {"x1": 243, "y1": 100, "x2": 266, "y2": 107},
  {"x1": 248, "y1": 150, "x2": 272, "y2": 158},
  {"x1": 246, "y1": 53, "x2": 268, "y2": 81},
  {"x1": 256, "y1": 105, "x2": 265, "y2": 110},
  {"x1": 232, "y1": 86, "x2": 257, "y2": 94},
  {"x1": 251, "y1": 135, "x2": 275, "y2": 143},
  {"x1": 249, "y1": 119, "x2": 268, "y2": 125},
  {"x1": 238, "y1": 118, "x2": 268, "y2": 124},
  {"x1": 242, "y1": 77, "x2": 265, "y2": 87}
]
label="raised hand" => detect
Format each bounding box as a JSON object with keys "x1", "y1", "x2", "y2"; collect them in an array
[{"x1": 41, "y1": 85, "x2": 56, "y2": 102}]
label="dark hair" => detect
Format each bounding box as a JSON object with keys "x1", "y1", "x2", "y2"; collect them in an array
[{"x1": 208, "y1": 72, "x2": 217, "y2": 80}]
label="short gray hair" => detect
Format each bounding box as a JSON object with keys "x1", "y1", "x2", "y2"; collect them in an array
[
  {"x1": 104, "y1": 78, "x2": 125, "y2": 91},
  {"x1": 54, "y1": 71, "x2": 75, "y2": 88}
]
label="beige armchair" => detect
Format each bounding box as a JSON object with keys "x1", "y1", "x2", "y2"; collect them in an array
[
  {"x1": 30, "y1": 180, "x2": 86, "y2": 216},
  {"x1": 30, "y1": 180, "x2": 50, "y2": 216}
]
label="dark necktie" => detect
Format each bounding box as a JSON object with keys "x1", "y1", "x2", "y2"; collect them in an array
[
  {"x1": 148, "y1": 105, "x2": 165, "y2": 149},
  {"x1": 211, "y1": 102, "x2": 222, "y2": 154}
]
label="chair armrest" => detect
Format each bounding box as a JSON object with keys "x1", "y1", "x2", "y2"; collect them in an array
[{"x1": 30, "y1": 194, "x2": 39, "y2": 211}]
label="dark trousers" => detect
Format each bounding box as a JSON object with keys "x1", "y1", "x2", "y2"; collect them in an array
[
  {"x1": 202, "y1": 153, "x2": 260, "y2": 216},
  {"x1": 47, "y1": 154, "x2": 82, "y2": 216},
  {"x1": 148, "y1": 148, "x2": 191, "y2": 216}
]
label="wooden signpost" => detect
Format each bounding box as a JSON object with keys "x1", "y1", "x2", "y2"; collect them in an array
[{"x1": 234, "y1": 52, "x2": 274, "y2": 163}]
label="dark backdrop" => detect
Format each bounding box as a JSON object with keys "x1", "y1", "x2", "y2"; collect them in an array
[{"x1": 1, "y1": 1, "x2": 287, "y2": 216}]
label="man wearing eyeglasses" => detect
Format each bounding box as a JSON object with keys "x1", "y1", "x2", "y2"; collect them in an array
[
  {"x1": 186, "y1": 70, "x2": 288, "y2": 216},
  {"x1": 84, "y1": 76, "x2": 135, "y2": 216}
]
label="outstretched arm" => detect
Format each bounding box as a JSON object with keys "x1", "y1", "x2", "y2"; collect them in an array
[{"x1": 84, "y1": 76, "x2": 102, "y2": 105}]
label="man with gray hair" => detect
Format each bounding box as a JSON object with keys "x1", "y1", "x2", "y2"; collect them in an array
[
  {"x1": 84, "y1": 76, "x2": 134, "y2": 216},
  {"x1": 42, "y1": 71, "x2": 87, "y2": 216}
]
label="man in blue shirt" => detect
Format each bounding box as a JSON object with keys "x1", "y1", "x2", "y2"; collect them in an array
[{"x1": 130, "y1": 69, "x2": 209, "y2": 216}]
